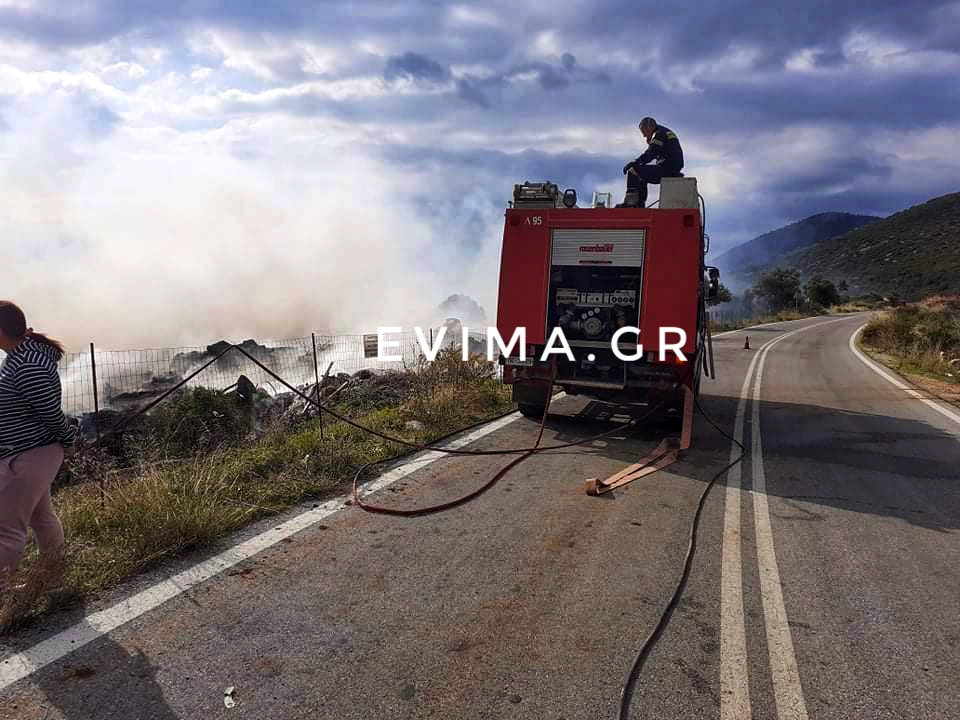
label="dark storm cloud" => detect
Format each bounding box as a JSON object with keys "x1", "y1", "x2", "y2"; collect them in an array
[
  {"x1": 767, "y1": 157, "x2": 894, "y2": 194},
  {"x1": 384, "y1": 52, "x2": 451, "y2": 84},
  {"x1": 502, "y1": 54, "x2": 611, "y2": 92},
  {"x1": 0, "y1": 1, "x2": 512, "y2": 67},
  {"x1": 0, "y1": 1, "x2": 303, "y2": 45},
  {"x1": 380, "y1": 144, "x2": 621, "y2": 188},
  {"x1": 5, "y1": 0, "x2": 953, "y2": 66},
  {"x1": 375, "y1": 50, "x2": 609, "y2": 100},
  {"x1": 2, "y1": 0, "x2": 957, "y2": 256},
  {"x1": 769, "y1": 186, "x2": 945, "y2": 219},
  {"x1": 691, "y1": 70, "x2": 960, "y2": 132},
  {"x1": 0, "y1": 2, "x2": 395, "y2": 46},
  {"x1": 529, "y1": 63, "x2": 571, "y2": 91},
  {"x1": 455, "y1": 77, "x2": 493, "y2": 108},
  {"x1": 572, "y1": 0, "x2": 957, "y2": 64}
]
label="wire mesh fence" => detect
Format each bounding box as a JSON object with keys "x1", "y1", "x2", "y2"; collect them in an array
[{"x1": 0, "y1": 326, "x2": 500, "y2": 417}]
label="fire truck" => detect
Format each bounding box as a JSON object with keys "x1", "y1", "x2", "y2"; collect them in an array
[{"x1": 495, "y1": 179, "x2": 720, "y2": 424}]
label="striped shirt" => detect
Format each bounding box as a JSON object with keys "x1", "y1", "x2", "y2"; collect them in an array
[{"x1": 0, "y1": 338, "x2": 76, "y2": 459}]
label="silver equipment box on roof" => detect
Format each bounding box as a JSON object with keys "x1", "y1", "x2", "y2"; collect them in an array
[{"x1": 658, "y1": 177, "x2": 699, "y2": 209}]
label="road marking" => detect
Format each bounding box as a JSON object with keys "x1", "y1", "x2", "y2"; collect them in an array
[
  {"x1": 751, "y1": 331, "x2": 810, "y2": 720},
  {"x1": 711, "y1": 312, "x2": 861, "y2": 339},
  {"x1": 719, "y1": 342, "x2": 762, "y2": 718},
  {"x1": 712, "y1": 314, "x2": 857, "y2": 339},
  {"x1": 0, "y1": 411, "x2": 524, "y2": 691},
  {"x1": 719, "y1": 318, "x2": 845, "y2": 719},
  {"x1": 849, "y1": 325, "x2": 960, "y2": 429}
]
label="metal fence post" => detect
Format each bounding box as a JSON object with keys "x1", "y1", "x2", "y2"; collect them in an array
[
  {"x1": 90, "y1": 341, "x2": 104, "y2": 507},
  {"x1": 312, "y1": 332, "x2": 323, "y2": 440}
]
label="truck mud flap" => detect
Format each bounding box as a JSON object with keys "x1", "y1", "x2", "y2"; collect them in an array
[{"x1": 512, "y1": 380, "x2": 552, "y2": 406}]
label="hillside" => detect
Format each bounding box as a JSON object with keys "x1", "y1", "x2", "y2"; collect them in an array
[
  {"x1": 779, "y1": 192, "x2": 960, "y2": 299},
  {"x1": 712, "y1": 211, "x2": 880, "y2": 287}
]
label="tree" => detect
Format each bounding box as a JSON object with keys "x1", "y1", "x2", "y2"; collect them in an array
[
  {"x1": 707, "y1": 282, "x2": 733, "y2": 306},
  {"x1": 803, "y1": 276, "x2": 841, "y2": 308},
  {"x1": 836, "y1": 279, "x2": 850, "y2": 304},
  {"x1": 753, "y1": 268, "x2": 802, "y2": 312}
]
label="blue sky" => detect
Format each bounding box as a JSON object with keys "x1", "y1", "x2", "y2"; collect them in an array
[{"x1": 2, "y1": 1, "x2": 958, "y2": 347}]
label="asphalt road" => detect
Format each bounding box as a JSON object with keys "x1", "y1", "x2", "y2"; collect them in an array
[{"x1": 1, "y1": 313, "x2": 958, "y2": 719}]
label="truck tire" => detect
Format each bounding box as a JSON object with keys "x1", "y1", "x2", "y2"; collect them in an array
[
  {"x1": 518, "y1": 403, "x2": 547, "y2": 419},
  {"x1": 663, "y1": 406, "x2": 684, "y2": 430},
  {"x1": 662, "y1": 385, "x2": 688, "y2": 430}
]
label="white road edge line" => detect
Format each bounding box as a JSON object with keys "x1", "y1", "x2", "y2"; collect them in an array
[
  {"x1": 849, "y1": 325, "x2": 960, "y2": 429},
  {"x1": 0, "y1": 411, "x2": 525, "y2": 691}
]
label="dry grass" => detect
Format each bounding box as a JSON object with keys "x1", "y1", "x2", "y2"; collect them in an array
[
  {"x1": 832, "y1": 301, "x2": 877, "y2": 313},
  {"x1": 859, "y1": 303, "x2": 960, "y2": 389},
  {"x1": 917, "y1": 294, "x2": 960, "y2": 313},
  {"x1": 0, "y1": 370, "x2": 512, "y2": 631}
]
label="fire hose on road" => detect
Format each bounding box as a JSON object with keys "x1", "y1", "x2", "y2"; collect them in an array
[
  {"x1": 85, "y1": 334, "x2": 745, "y2": 720},
  {"x1": 224, "y1": 345, "x2": 746, "y2": 720}
]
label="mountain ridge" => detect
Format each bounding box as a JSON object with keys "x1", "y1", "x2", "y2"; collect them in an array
[
  {"x1": 713, "y1": 211, "x2": 880, "y2": 289},
  {"x1": 777, "y1": 191, "x2": 960, "y2": 299}
]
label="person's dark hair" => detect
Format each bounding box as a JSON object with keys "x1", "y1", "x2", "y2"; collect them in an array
[
  {"x1": 639, "y1": 116, "x2": 657, "y2": 130},
  {"x1": 0, "y1": 301, "x2": 65, "y2": 354}
]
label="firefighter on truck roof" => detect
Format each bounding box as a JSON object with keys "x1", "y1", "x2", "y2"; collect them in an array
[{"x1": 618, "y1": 117, "x2": 684, "y2": 208}]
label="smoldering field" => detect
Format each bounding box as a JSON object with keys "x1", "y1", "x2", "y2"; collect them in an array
[{"x1": 57, "y1": 331, "x2": 462, "y2": 416}]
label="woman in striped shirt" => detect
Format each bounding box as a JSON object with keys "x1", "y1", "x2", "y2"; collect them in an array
[{"x1": 0, "y1": 301, "x2": 76, "y2": 592}]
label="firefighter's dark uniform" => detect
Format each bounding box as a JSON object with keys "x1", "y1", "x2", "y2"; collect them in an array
[{"x1": 623, "y1": 124, "x2": 684, "y2": 207}]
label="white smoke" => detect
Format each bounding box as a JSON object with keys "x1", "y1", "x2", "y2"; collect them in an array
[{"x1": 3, "y1": 93, "x2": 501, "y2": 351}]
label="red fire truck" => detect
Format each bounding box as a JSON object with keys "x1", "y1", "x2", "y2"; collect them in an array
[{"x1": 495, "y1": 180, "x2": 719, "y2": 424}]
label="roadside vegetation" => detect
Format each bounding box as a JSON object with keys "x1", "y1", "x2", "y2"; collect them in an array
[
  {"x1": 0, "y1": 349, "x2": 512, "y2": 630},
  {"x1": 710, "y1": 266, "x2": 893, "y2": 333},
  {"x1": 858, "y1": 296, "x2": 960, "y2": 399}
]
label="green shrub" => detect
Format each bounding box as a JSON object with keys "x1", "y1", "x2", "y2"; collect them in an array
[
  {"x1": 914, "y1": 312, "x2": 960, "y2": 352},
  {"x1": 136, "y1": 387, "x2": 253, "y2": 457}
]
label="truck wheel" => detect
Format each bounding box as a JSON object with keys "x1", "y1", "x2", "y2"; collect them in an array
[
  {"x1": 518, "y1": 403, "x2": 547, "y2": 419},
  {"x1": 662, "y1": 387, "x2": 687, "y2": 430},
  {"x1": 663, "y1": 411, "x2": 684, "y2": 430}
]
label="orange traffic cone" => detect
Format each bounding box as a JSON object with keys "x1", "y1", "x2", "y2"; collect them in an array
[{"x1": 744, "y1": 336, "x2": 750, "y2": 350}]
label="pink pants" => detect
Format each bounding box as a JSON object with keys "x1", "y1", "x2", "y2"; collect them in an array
[{"x1": 0, "y1": 443, "x2": 65, "y2": 590}]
